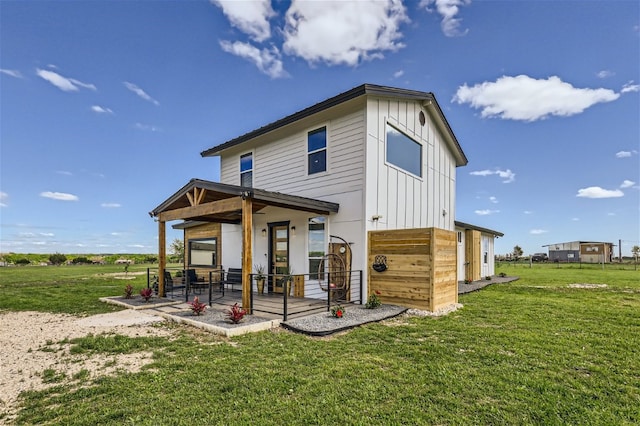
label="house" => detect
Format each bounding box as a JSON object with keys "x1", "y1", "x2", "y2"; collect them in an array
[
  {"x1": 150, "y1": 84, "x2": 502, "y2": 313},
  {"x1": 455, "y1": 221, "x2": 504, "y2": 282},
  {"x1": 543, "y1": 241, "x2": 614, "y2": 263}
]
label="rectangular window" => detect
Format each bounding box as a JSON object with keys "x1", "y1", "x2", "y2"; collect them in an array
[
  {"x1": 386, "y1": 123, "x2": 422, "y2": 177},
  {"x1": 240, "y1": 153, "x2": 252, "y2": 187},
  {"x1": 308, "y1": 217, "x2": 326, "y2": 279},
  {"x1": 188, "y1": 238, "x2": 217, "y2": 267},
  {"x1": 308, "y1": 127, "x2": 327, "y2": 175}
]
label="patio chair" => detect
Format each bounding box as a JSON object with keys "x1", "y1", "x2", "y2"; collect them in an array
[{"x1": 185, "y1": 268, "x2": 206, "y2": 294}]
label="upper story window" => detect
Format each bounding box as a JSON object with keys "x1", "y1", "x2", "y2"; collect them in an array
[
  {"x1": 308, "y1": 127, "x2": 327, "y2": 175},
  {"x1": 386, "y1": 123, "x2": 422, "y2": 177},
  {"x1": 240, "y1": 152, "x2": 253, "y2": 187}
]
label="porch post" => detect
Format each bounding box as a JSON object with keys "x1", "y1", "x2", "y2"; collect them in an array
[
  {"x1": 158, "y1": 219, "x2": 166, "y2": 297},
  {"x1": 241, "y1": 193, "x2": 253, "y2": 311}
]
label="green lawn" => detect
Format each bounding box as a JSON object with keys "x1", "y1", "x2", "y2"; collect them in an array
[{"x1": 1, "y1": 264, "x2": 638, "y2": 425}]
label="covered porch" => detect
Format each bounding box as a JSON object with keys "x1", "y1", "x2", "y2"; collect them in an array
[{"x1": 149, "y1": 179, "x2": 352, "y2": 316}]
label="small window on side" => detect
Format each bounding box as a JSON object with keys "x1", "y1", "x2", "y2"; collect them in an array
[
  {"x1": 308, "y1": 127, "x2": 326, "y2": 175},
  {"x1": 386, "y1": 123, "x2": 422, "y2": 177},
  {"x1": 240, "y1": 153, "x2": 253, "y2": 187}
]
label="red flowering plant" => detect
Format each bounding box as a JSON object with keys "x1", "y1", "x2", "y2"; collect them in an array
[
  {"x1": 140, "y1": 287, "x2": 153, "y2": 302},
  {"x1": 226, "y1": 303, "x2": 247, "y2": 324},
  {"x1": 330, "y1": 305, "x2": 345, "y2": 318},
  {"x1": 365, "y1": 290, "x2": 382, "y2": 309},
  {"x1": 188, "y1": 296, "x2": 207, "y2": 316},
  {"x1": 124, "y1": 284, "x2": 134, "y2": 299}
]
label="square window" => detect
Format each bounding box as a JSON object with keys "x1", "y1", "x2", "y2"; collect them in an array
[{"x1": 308, "y1": 150, "x2": 326, "y2": 175}]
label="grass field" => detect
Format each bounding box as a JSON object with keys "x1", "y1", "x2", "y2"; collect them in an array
[{"x1": 1, "y1": 263, "x2": 638, "y2": 425}]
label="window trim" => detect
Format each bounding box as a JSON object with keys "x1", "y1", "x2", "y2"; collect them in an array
[
  {"x1": 385, "y1": 122, "x2": 423, "y2": 179},
  {"x1": 307, "y1": 126, "x2": 328, "y2": 175},
  {"x1": 188, "y1": 237, "x2": 218, "y2": 267}
]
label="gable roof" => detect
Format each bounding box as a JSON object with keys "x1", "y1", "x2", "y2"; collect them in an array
[
  {"x1": 201, "y1": 83, "x2": 468, "y2": 166},
  {"x1": 149, "y1": 179, "x2": 339, "y2": 223},
  {"x1": 455, "y1": 221, "x2": 504, "y2": 237}
]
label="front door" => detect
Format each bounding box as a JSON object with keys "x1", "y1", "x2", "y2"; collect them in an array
[{"x1": 269, "y1": 222, "x2": 289, "y2": 293}]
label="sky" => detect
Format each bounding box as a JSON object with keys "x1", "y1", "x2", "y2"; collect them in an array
[{"x1": 1, "y1": 0, "x2": 638, "y2": 257}]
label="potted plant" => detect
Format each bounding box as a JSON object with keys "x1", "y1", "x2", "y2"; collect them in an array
[
  {"x1": 282, "y1": 267, "x2": 294, "y2": 296},
  {"x1": 254, "y1": 264, "x2": 266, "y2": 294}
]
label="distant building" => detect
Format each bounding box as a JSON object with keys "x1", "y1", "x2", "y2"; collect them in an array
[{"x1": 543, "y1": 241, "x2": 614, "y2": 263}]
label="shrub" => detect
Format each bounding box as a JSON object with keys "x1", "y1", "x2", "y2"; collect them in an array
[
  {"x1": 365, "y1": 290, "x2": 382, "y2": 309},
  {"x1": 188, "y1": 297, "x2": 207, "y2": 316},
  {"x1": 124, "y1": 284, "x2": 134, "y2": 299},
  {"x1": 140, "y1": 288, "x2": 153, "y2": 302},
  {"x1": 226, "y1": 303, "x2": 247, "y2": 324},
  {"x1": 330, "y1": 305, "x2": 345, "y2": 318}
]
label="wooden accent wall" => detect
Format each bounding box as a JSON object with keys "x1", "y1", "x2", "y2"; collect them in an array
[
  {"x1": 431, "y1": 228, "x2": 458, "y2": 311},
  {"x1": 368, "y1": 227, "x2": 457, "y2": 311},
  {"x1": 465, "y1": 229, "x2": 481, "y2": 282},
  {"x1": 184, "y1": 222, "x2": 222, "y2": 274}
]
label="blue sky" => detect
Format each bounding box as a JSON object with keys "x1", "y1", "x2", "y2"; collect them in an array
[{"x1": 1, "y1": 0, "x2": 638, "y2": 257}]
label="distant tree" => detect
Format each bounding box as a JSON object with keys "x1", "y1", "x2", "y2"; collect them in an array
[
  {"x1": 512, "y1": 245, "x2": 523, "y2": 261},
  {"x1": 169, "y1": 238, "x2": 184, "y2": 263},
  {"x1": 72, "y1": 256, "x2": 90, "y2": 264},
  {"x1": 49, "y1": 253, "x2": 67, "y2": 265},
  {"x1": 144, "y1": 255, "x2": 158, "y2": 264},
  {"x1": 632, "y1": 245, "x2": 640, "y2": 261},
  {"x1": 15, "y1": 258, "x2": 30, "y2": 265}
]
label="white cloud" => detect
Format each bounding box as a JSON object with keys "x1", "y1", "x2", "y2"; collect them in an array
[
  {"x1": 420, "y1": 0, "x2": 470, "y2": 37},
  {"x1": 56, "y1": 170, "x2": 73, "y2": 176},
  {"x1": 475, "y1": 209, "x2": 499, "y2": 215},
  {"x1": 0, "y1": 191, "x2": 7, "y2": 207},
  {"x1": 523, "y1": 210, "x2": 533, "y2": 215},
  {"x1": 282, "y1": 0, "x2": 408, "y2": 66},
  {"x1": 616, "y1": 151, "x2": 632, "y2": 158},
  {"x1": 101, "y1": 203, "x2": 121, "y2": 208},
  {"x1": 620, "y1": 180, "x2": 635, "y2": 189},
  {"x1": 40, "y1": 191, "x2": 79, "y2": 201},
  {"x1": 393, "y1": 70, "x2": 405, "y2": 79},
  {"x1": 91, "y1": 105, "x2": 113, "y2": 114},
  {"x1": 211, "y1": 0, "x2": 275, "y2": 42},
  {"x1": 40, "y1": 232, "x2": 55, "y2": 237},
  {"x1": 470, "y1": 168, "x2": 515, "y2": 183},
  {"x1": 621, "y1": 81, "x2": 640, "y2": 93},
  {"x1": 134, "y1": 122, "x2": 161, "y2": 132},
  {"x1": 0, "y1": 68, "x2": 23, "y2": 78},
  {"x1": 576, "y1": 186, "x2": 624, "y2": 198},
  {"x1": 36, "y1": 68, "x2": 96, "y2": 92},
  {"x1": 530, "y1": 229, "x2": 548, "y2": 235},
  {"x1": 123, "y1": 82, "x2": 159, "y2": 105},
  {"x1": 219, "y1": 41, "x2": 287, "y2": 79},
  {"x1": 571, "y1": 217, "x2": 580, "y2": 221},
  {"x1": 596, "y1": 70, "x2": 614, "y2": 78},
  {"x1": 453, "y1": 75, "x2": 620, "y2": 121},
  {"x1": 489, "y1": 196, "x2": 498, "y2": 203}
]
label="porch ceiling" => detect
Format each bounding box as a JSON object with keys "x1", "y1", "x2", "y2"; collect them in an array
[{"x1": 149, "y1": 179, "x2": 339, "y2": 223}]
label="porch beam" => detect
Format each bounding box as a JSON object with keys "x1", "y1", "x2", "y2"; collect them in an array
[
  {"x1": 158, "y1": 220, "x2": 166, "y2": 297},
  {"x1": 242, "y1": 195, "x2": 252, "y2": 311},
  {"x1": 158, "y1": 197, "x2": 242, "y2": 222}
]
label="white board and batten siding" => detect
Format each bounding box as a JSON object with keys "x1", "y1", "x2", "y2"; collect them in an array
[{"x1": 364, "y1": 96, "x2": 457, "y2": 233}]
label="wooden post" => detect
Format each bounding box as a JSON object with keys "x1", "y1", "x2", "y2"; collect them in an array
[
  {"x1": 158, "y1": 220, "x2": 166, "y2": 297},
  {"x1": 241, "y1": 193, "x2": 253, "y2": 312}
]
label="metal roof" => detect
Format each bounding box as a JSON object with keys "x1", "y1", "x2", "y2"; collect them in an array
[
  {"x1": 455, "y1": 220, "x2": 504, "y2": 237},
  {"x1": 200, "y1": 83, "x2": 468, "y2": 166},
  {"x1": 149, "y1": 179, "x2": 339, "y2": 223}
]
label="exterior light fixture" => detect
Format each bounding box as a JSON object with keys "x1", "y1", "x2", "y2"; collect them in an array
[{"x1": 261, "y1": 228, "x2": 267, "y2": 237}]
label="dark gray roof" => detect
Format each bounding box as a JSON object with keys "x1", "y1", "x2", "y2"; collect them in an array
[
  {"x1": 201, "y1": 83, "x2": 468, "y2": 166},
  {"x1": 150, "y1": 179, "x2": 339, "y2": 223},
  {"x1": 455, "y1": 221, "x2": 504, "y2": 237}
]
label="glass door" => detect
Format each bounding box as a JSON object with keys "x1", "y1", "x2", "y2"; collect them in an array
[{"x1": 269, "y1": 223, "x2": 289, "y2": 294}]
